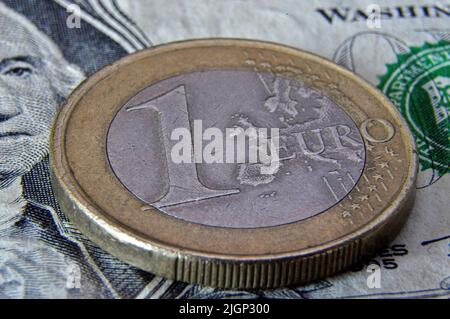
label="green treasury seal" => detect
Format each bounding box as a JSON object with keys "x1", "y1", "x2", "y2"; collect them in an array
[{"x1": 378, "y1": 41, "x2": 449, "y2": 186}]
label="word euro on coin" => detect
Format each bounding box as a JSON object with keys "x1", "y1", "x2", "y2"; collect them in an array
[{"x1": 50, "y1": 39, "x2": 418, "y2": 289}]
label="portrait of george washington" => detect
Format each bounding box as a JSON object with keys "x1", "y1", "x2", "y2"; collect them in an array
[{"x1": 0, "y1": 2, "x2": 123, "y2": 298}]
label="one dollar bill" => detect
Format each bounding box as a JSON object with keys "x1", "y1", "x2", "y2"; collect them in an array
[{"x1": 0, "y1": 0, "x2": 448, "y2": 298}]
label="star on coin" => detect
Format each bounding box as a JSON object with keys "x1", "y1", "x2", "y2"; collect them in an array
[
  {"x1": 385, "y1": 147, "x2": 397, "y2": 157},
  {"x1": 366, "y1": 144, "x2": 375, "y2": 151},
  {"x1": 373, "y1": 174, "x2": 383, "y2": 181},
  {"x1": 378, "y1": 161, "x2": 389, "y2": 169},
  {"x1": 342, "y1": 211, "x2": 352, "y2": 218},
  {"x1": 359, "y1": 195, "x2": 369, "y2": 202},
  {"x1": 351, "y1": 204, "x2": 361, "y2": 210},
  {"x1": 368, "y1": 185, "x2": 378, "y2": 192}
]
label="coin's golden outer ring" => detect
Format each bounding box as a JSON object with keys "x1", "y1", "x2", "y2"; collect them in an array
[{"x1": 51, "y1": 39, "x2": 418, "y2": 289}]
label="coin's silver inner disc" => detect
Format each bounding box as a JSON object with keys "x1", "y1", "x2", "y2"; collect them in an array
[{"x1": 107, "y1": 70, "x2": 365, "y2": 228}]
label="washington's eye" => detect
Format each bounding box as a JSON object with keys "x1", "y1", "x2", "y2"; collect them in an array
[{"x1": 4, "y1": 66, "x2": 32, "y2": 77}]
